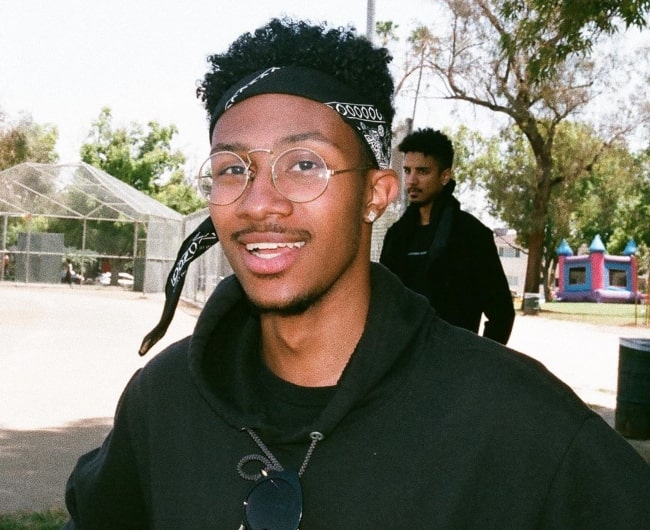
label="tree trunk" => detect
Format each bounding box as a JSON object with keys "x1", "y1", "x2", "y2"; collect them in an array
[
  {"x1": 545, "y1": 255, "x2": 558, "y2": 301},
  {"x1": 522, "y1": 164, "x2": 554, "y2": 307},
  {"x1": 524, "y1": 227, "x2": 544, "y2": 299}
]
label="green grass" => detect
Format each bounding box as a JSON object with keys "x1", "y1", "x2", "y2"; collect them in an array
[
  {"x1": 0, "y1": 509, "x2": 67, "y2": 530},
  {"x1": 530, "y1": 301, "x2": 649, "y2": 327}
]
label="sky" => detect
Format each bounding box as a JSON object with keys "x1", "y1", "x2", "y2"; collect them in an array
[
  {"x1": 2, "y1": 0, "x2": 646, "y2": 229},
  {"x1": 1, "y1": 0, "x2": 455, "y2": 172}
]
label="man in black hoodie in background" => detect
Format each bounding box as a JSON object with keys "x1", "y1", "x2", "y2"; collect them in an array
[{"x1": 381, "y1": 128, "x2": 515, "y2": 344}]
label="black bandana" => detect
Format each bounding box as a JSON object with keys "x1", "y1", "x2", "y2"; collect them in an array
[
  {"x1": 210, "y1": 66, "x2": 391, "y2": 169},
  {"x1": 139, "y1": 66, "x2": 391, "y2": 355}
]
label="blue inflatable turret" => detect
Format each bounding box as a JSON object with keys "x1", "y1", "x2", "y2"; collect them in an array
[
  {"x1": 589, "y1": 234, "x2": 606, "y2": 253},
  {"x1": 623, "y1": 239, "x2": 638, "y2": 256},
  {"x1": 556, "y1": 239, "x2": 573, "y2": 256}
]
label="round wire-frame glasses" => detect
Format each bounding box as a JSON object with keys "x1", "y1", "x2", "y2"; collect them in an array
[{"x1": 197, "y1": 147, "x2": 370, "y2": 205}]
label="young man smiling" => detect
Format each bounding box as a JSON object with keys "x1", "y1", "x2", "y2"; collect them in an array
[
  {"x1": 63, "y1": 18, "x2": 650, "y2": 530},
  {"x1": 206, "y1": 92, "x2": 392, "y2": 387}
]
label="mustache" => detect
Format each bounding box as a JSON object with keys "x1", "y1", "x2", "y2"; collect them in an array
[{"x1": 231, "y1": 223, "x2": 311, "y2": 241}]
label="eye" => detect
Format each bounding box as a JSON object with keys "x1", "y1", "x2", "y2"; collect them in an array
[
  {"x1": 293, "y1": 159, "x2": 319, "y2": 172},
  {"x1": 210, "y1": 153, "x2": 249, "y2": 179},
  {"x1": 278, "y1": 149, "x2": 327, "y2": 177},
  {"x1": 217, "y1": 164, "x2": 247, "y2": 176}
]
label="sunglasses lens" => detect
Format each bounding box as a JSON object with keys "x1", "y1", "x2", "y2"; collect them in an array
[{"x1": 243, "y1": 470, "x2": 302, "y2": 530}]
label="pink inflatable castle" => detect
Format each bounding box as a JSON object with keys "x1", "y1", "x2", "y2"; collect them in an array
[{"x1": 556, "y1": 235, "x2": 641, "y2": 303}]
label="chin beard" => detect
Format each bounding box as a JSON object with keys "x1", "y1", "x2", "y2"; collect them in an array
[
  {"x1": 247, "y1": 285, "x2": 329, "y2": 316},
  {"x1": 252, "y1": 295, "x2": 315, "y2": 316},
  {"x1": 409, "y1": 196, "x2": 435, "y2": 208}
]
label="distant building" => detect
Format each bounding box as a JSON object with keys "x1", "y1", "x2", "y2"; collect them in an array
[{"x1": 493, "y1": 228, "x2": 527, "y2": 297}]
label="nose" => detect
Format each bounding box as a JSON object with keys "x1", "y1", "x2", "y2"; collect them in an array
[
  {"x1": 405, "y1": 172, "x2": 417, "y2": 186},
  {"x1": 235, "y1": 153, "x2": 292, "y2": 219}
]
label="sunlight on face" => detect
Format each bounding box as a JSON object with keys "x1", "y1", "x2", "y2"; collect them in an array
[{"x1": 209, "y1": 94, "x2": 371, "y2": 314}]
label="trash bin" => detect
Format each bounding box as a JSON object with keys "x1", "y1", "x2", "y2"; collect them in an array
[
  {"x1": 522, "y1": 293, "x2": 540, "y2": 315},
  {"x1": 615, "y1": 338, "x2": 650, "y2": 440}
]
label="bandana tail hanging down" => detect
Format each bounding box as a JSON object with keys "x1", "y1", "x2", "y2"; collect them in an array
[{"x1": 138, "y1": 216, "x2": 218, "y2": 356}]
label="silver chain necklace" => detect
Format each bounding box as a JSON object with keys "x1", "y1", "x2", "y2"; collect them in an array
[{"x1": 237, "y1": 428, "x2": 324, "y2": 481}]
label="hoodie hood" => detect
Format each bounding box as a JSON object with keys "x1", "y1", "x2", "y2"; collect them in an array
[{"x1": 188, "y1": 263, "x2": 434, "y2": 444}]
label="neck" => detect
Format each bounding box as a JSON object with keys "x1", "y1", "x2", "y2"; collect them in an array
[
  {"x1": 418, "y1": 202, "x2": 433, "y2": 225},
  {"x1": 259, "y1": 266, "x2": 371, "y2": 387}
]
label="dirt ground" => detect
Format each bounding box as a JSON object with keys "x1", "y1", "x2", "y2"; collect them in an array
[{"x1": 1, "y1": 282, "x2": 649, "y2": 514}]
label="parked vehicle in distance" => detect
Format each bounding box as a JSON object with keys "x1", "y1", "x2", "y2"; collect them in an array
[{"x1": 96, "y1": 271, "x2": 134, "y2": 287}]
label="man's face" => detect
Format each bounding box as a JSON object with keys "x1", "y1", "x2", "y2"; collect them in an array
[
  {"x1": 403, "y1": 152, "x2": 449, "y2": 207},
  {"x1": 208, "y1": 94, "x2": 371, "y2": 314}
]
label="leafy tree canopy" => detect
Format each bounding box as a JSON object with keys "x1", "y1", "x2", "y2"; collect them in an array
[
  {"x1": 0, "y1": 110, "x2": 59, "y2": 170},
  {"x1": 451, "y1": 122, "x2": 649, "y2": 293},
  {"x1": 500, "y1": 0, "x2": 650, "y2": 78},
  {"x1": 80, "y1": 107, "x2": 185, "y2": 193},
  {"x1": 80, "y1": 107, "x2": 204, "y2": 214},
  {"x1": 152, "y1": 171, "x2": 205, "y2": 215}
]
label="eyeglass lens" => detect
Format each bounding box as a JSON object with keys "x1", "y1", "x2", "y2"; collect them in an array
[
  {"x1": 243, "y1": 469, "x2": 302, "y2": 530},
  {"x1": 198, "y1": 148, "x2": 330, "y2": 205}
]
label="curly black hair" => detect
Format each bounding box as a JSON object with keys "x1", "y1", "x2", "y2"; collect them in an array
[
  {"x1": 398, "y1": 128, "x2": 454, "y2": 171},
  {"x1": 197, "y1": 18, "x2": 394, "y2": 137}
]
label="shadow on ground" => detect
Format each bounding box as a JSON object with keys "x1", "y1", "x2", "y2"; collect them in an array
[{"x1": 0, "y1": 418, "x2": 112, "y2": 514}]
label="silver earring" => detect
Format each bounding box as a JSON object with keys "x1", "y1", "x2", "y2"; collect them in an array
[{"x1": 366, "y1": 211, "x2": 377, "y2": 223}]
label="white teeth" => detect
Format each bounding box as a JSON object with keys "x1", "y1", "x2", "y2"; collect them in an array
[{"x1": 245, "y1": 241, "x2": 305, "y2": 252}]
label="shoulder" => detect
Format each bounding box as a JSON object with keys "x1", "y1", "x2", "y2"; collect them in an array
[
  {"x1": 128, "y1": 337, "x2": 192, "y2": 398},
  {"x1": 386, "y1": 206, "x2": 418, "y2": 231},
  {"x1": 454, "y1": 209, "x2": 493, "y2": 236},
  {"x1": 421, "y1": 320, "x2": 593, "y2": 428}
]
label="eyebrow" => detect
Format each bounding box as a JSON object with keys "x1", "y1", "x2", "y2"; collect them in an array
[
  {"x1": 403, "y1": 165, "x2": 432, "y2": 171},
  {"x1": 210, "y1": 132, "x2": 335, "y2": 155}
]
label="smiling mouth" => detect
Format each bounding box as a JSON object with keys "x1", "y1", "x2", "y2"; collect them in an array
[{"x1": 245, "y1": 241, "x2": 305, "y2": 259}]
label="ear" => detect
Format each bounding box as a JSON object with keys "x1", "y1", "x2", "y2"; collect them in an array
[
  {"x1": 364, "y1": 168, "x2": 399, "y2": 223},
  {"x1": 441, "y1": 168, "x2": 452, "y2": 186}
]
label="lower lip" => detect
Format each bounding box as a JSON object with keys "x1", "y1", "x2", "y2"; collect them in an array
[{"x1": 240, "y1": 245, "x2": 301, "y2": 275}]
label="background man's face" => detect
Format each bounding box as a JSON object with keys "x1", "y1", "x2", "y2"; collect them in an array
[{"x1": 403, "y1": 152, "x2": 448, "y2": 207}]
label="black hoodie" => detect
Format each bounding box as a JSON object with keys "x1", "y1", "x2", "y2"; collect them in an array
[
  {"x1": 64, "y1": 264, "x2": 650, "y2": 529},
  {"x1": 380, "y1": 181, "x2": 515, "y2": 344}
]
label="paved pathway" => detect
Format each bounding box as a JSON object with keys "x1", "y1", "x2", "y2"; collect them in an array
[{"x1": 1, "y1": 283, "x2": 649, "y2": 514}]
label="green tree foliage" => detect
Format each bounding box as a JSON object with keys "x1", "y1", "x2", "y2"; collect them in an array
[
  {"x1": 500, "y1": 0, "x2": 650, "y2": 78},
  {"x1": 80, "y1": 107, "x2": 186, "y2": 193},
  {"x1": 79, "y1": 108, "x2": 202, "y2": 283},
  {"x1": 375, "y1": 20, "x2": 399, "y2": 47},
  {"x1": 0, "y1": 110, "x2": 59, "y2": 170},
  {"x1": 80, "y1": 106, "x2": 204, "y2": 216},
  {"x1": 152, "y1": 171, "x2": 204, "y2": 215},
  {"x1": 452, "y1": 122, "x2": 648, "y2": 297},
  {"x1": 390, "y1": 0, "x2": 649, "y2": 296}
]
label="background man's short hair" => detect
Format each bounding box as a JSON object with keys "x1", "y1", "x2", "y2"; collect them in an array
[{"x1": 398, "y1": 128, "x2": 454, "y2": 171}]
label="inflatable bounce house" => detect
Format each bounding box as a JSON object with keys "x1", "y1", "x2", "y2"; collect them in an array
[{"x1": 555, "y1": 235, "x2": 641, "y2": 303}]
